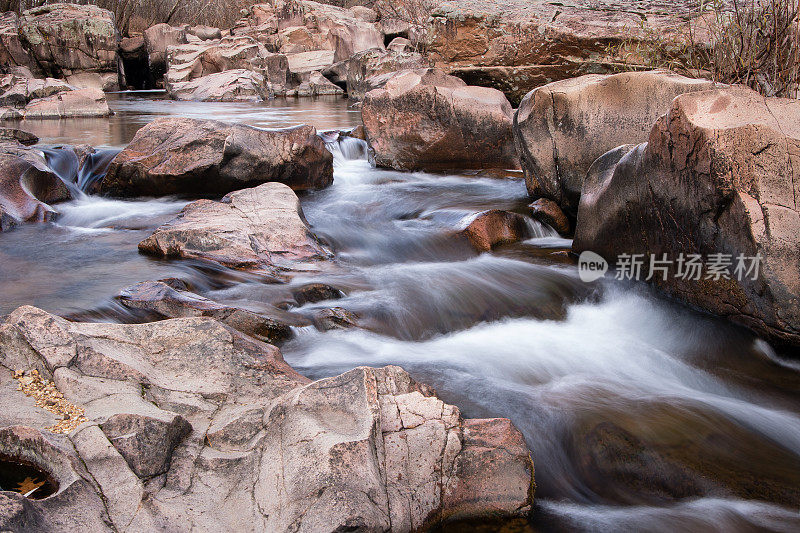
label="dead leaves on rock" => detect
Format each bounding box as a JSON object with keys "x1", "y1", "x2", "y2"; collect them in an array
[{"x1": 14, "y1": 369, "x2": 88, "y2": 433}]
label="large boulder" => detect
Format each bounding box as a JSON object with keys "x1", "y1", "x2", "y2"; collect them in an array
[
  {"x1": 0, "y1": 306, "x2": 534, "y2": 531},
  {"x1": 0, "y1": 142, "x2": 70, "y2": 231},
  {"x1": 513, "y1": 70, "x2": 717, "y2": 216},
  {"x1": 18, "y1": 4, "x2": 118, "y2": 84},
  {"x1": 138, "y1": 182, "x2": 329, "y2": 271},
  {"x1": 573, "y1": 87, "x2": 800, "y2": 348},
  {"x1": 101, "y1": 117, "x2": 333, "y2": 196},
  {"x1": 272, "y1": 0, "x2": 384, "y2": 61},
  {"x1": 345, "y1": 47, "x2": 429, "y2": 101},
  {"x1": 362, "y1": 69, "x2": 519, "y2": 170}
]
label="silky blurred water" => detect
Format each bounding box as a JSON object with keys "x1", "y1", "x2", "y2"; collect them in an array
[{"x1": 1, "y1": 94, "x2": 799, "y2": 533}]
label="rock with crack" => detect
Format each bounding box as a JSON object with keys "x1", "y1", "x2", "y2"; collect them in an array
[
  {"x1": 513, "y1": 70, "x2": 717, "y2": 217},
  {"x1": 362, "y1": 68, "x2": 519, "y2": 171},
  {"x1": 118, "y1": 279, "x2": 306, "y2": 342},
  {"x1": 138, "y1": 182, "x2": 330, "y2": 272},
  {"x1": 101, "y1": 117, "x2": 333, "y2": 196},
  {"x1": 165, "y1": 34, "x2": 290, "y2": 97},
  {"x1": 573, "y1": 86, "x2": 800, "y2": 348},
  {"x1": 345, "y1": 47, "x2": 429, "y2": 101},
  {"x1": 16, "y1": 4, "x2": 118, "y2": 86},
  {"x1": 167, "y1": 69, "x2": 273, "y2": 102},
  {"x1": 0, "y1": 75, "x2": 111, "y2": 120},
  {"x1": 0, "y1": 307, "x2": 535, "y2": 531}
]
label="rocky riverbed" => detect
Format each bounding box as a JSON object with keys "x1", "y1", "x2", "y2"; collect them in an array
[{"x1": 0, "y1": 1, "x2": 799, "y2": 533}]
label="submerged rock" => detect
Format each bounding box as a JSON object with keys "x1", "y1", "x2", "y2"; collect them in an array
[
  {"x1": 139, "y1": 182, "x2": 329, "y2": 271},
  {"x1": 513, "y1": 70, "x2": 716, "y2": 216},
  {"x1": 362, "y1": 69, "x2": 519, "y2": 171},
  {"x1": 573, "y1": 86, "x2": 800, "y2": 348},
  {"x1": 101, "y1": 117, "x2": 333, "y2": 196},
  {"x1": 0, "y1": 306, "x2": 535, "y2": 531},
  {"x1": 118, "y1": 279, "x2": 304, "y2": 342}
]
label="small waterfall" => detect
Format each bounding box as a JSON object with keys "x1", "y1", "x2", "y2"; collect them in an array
[
  {"x1": 319, "y1": 130, "x2": 372, "y2": 167},
  {"x1": 42, "y1": 146, "x2": 121, "y2": 195}
]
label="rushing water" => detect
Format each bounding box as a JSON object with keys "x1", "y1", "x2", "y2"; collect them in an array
[{"x1": 2, "y1": 93, "x2": 799, "y2": 532}]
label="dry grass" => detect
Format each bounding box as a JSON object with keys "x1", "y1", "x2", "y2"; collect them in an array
[{"x1": 613, "y1": 0, "x2": 800, "y2": 98}]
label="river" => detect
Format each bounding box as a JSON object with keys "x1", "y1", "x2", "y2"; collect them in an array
[{"x1": 3, "y1": 93, "x2": 799, "y2": 532}]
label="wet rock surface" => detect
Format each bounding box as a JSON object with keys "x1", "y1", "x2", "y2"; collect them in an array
[
  {"x1": 0, "y1": 142, "x2": 70, "y2": 231},
  {"x1": 118, "y1": 279, "x2": 303, "y2": 342},
  {"x1": 138, "y1": 182, "x2": 330, "y2": 271},
  {"x1": 102, "y1": 117, "x2": 333, "y2": 196},
  {"x1": 573, "y1": 86, "x2": 800, "y2": 348},
  {"x1": 460, "y1": 209, "x2": 530, "y2": 252}
]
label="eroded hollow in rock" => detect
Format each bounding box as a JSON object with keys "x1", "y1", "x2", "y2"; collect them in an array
[{"x1": 0, "y1": 453, "x2": 59, "y2": 499}]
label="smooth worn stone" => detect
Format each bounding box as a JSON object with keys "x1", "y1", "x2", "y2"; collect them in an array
[
  {"x1": 513, "y1": 70, "x2": 716, "y2": 216},
  {"x1": 529, "y1": 198, "x2": 570, "y2": 235},
  {"x1": 0, "y1": 142, "x2": 71, "y2": 231},
  {"x1": 362, "y1": 68, "x2": 519, "y2": 171},
  {"x1": 573, "y1": 86, "x2": 800, "y2": 348},
  {"x1": 101, "y1": 117, "x2": 333, "y2": 196},
  {"x1": 118, "y1": 280, "x2": 303, "y2": 342},
  {"x1": 460, "y1": 209, "x2": 529, "y2": 252},
  {"x1": 0, "y1": 425, "x2": 112, "y2": 532},
  {"x1": 138, "y1": 182, "x2": 329, "y2": 271}
]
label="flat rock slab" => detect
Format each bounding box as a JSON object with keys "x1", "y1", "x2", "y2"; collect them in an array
[{"x1": 139, "y1": 182, "x2": 329, "y2": 271}]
